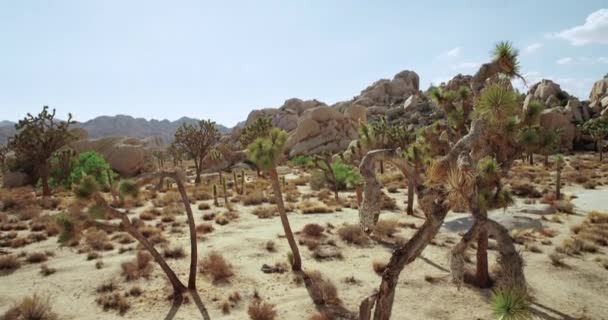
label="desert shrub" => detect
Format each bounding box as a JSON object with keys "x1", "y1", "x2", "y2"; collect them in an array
[
  {"x1": 338, "y1": 224, "x2": 369, "y2": 246},
  {"x1": 298, "y1": 200, "x2": 334, "y2": 214},
  {"x1": 163, "y1": 246, "x2": 186, "y2": 259},
  {"x1": 199, "y1": 251, "x2": 234, "y2": 283},
  {"x1": 242, "y1": 191, "x2": 266, "y2": 206},
  {"x1": 39, "y1": 264, "x2": 56, "y2": 276},
  {"x1": 247, "y1": 300, "x2": 277, "y2": 320},
  {"x1": 96, "y1": 293, "x2": 130, "y2": 315},
  {"x1": 96, "y1": 280, "x2": 118, "y2": 293},
  {"x1": 373, "y1": 219, "x2": 399, "y2": 237},
  {"x1": 1, "y1": 294, "x2": 57, "y2": 320},
  {"x1": 372, "y1": 260, "x2": 388, "y2": 275},
  {"x1": 26, "y1": 252, "x2": 48, "y2": 264},
  {"x1": 549, "y1": 252, "x2": 567, "y2": 267},
  {"x1": 121, "y1": 251, "x2": 153, "y2": 281},
  {"x1": 196, "y1": 223, "x2": 214, "y2": 234},
  {"x1": 302, "y1": 224, "x2": 325, "y2": 238},
  {"x1": 69, "y1": 152, "x2": 116, "y2": 189},
  {"x1": 74, "y1": 175, "x2": 99, "y2": 199},
  {"x1": 490, "y1": 287, "x2": 532, "y2": 320},
  {"x1": 288, "y1": 155, "x2": 313, "y2": 168},
  {"x1": 307, "y1": 271, "x2": 341, "y2": 305},
  {"x1": 198, "y1": 202, "x2": 211, "y2": 210},
  {"x1": 0, "y1": 254, "x2": 21, "y2": 273},
  {"x1": 18, "y1": 206, "x2": 42, "y2": 221},
  {"x1": 265, "y1": 241, "x2": 276, "y2": 252},
  {"x1": 252, "y1": 206, "x2": 277, "y2": 219},
  {"x1": 84, "y1": 229, "x2": 114, "y2": 251},
  {"x1": 119, "y1": 180, "x2": 139, "y2": 199},
  {"x1": 331, "y1": 161, "x2": 361, "y2": 190}
]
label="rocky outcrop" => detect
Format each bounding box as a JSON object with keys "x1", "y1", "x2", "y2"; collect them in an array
[
  {"x1": 70, "y1": 136, "x2": 162, "y2": 176},
  {"x1": 200, "y1": 144, "x2": 247, "y2": 173},
  {"x1": 539, "y1": 107, "x2": 577, "y2": 150},
  {"x1": 526, "y1": 80, "x2": 570, "y2": 109},
  {"x1": 589, "y1": 79, "x2": 608, "y2": 116},
  {"x1": 285, "y1": 105, "x2": 364, "y2": 157},
  {"x1": 242, "y1": 99, "x2": 326, "y2": 133},
  {"x1": 385, "y1": 94, "x2": 443, "y2": 130},
  {"x1": 354, "y1": 70, "x2": 419, "y2": 107}
]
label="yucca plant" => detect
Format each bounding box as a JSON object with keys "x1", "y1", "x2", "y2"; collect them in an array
[
  {"x1": 491, "y1": 287, "x2": 532, "y2": 320},
  {"x1": 248, "y1": 128, "x2": 302, "y2": 271},
  {"x1": 492, "y1": 41, "x2": 522, "y2": 79}
]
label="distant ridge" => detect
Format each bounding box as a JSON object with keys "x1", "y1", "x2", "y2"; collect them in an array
[{"x1": 0, "y1": 115, "x2": 231, "y2": 145}]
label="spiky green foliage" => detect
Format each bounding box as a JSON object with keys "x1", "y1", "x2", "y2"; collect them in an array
[
  {"x1": 69, "y1": 152, "x2": 116, "y2": 188},
  {"x1": 358, "y1": 123, "x2": 377, "y2": 149},
  {"x1": 477, "y1": 157, "x2": 500, "y2": 181},
  {"x1": 490, "y1": 287, "x2": 532, "y2": 320},
  {"x1": 331, "y1": 161, "x2": 362, "y2": 190},
  {"x1": 74, "y1": 175, "x2": 99, "y2": 200},
  {"x1": 247, "y1": 128, "x2": 288, "y2": 171},
  {"x1": 582, "y1": 116, "x2": 608, "y2": 144},
  {"x1": 475, "y1": 84, "x2": 519, "y2": 127},
  {"x1": 492, "y1": 41, "x2": 521, "y2": 78},
  {"x1": 119, "y1": 180, "x2": 139, "y2": 198},
  {"x1": 288, "y1": 155, "x2": 313, "y2": 168},
  {"x1": 522, "y1": 101, "x2": 543, "y2": 125},
  {"x1": 239, "y1": 117, "x2": 273, "y2": 148}
]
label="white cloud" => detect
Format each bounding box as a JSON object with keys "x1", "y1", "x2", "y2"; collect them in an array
[
  {"x1": 556, "y1": 56, "x2": 607, "y2": 65},
  {"x1": 522, "y1": 43, "x2": 543, "y2": 55},
  {"x1": 555, "y1": 8, "x2": 608, "y2": 46},
  {"x1": 440, "y1": 47, "x2": 462, "y2": 58},
  {"x1": 450, "y1": 61, "x2": 481, "y2": 70}
]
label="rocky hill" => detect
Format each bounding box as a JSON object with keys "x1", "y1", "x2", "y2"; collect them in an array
[{"x1": 0, "y1": 115, "x2": 231, "y2": 145}]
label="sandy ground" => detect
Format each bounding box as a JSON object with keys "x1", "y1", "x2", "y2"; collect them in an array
[{"x1": 1, "y1": 171, "x2": 607, "y2": 320}]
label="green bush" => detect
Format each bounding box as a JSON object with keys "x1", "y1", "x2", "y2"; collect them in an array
[
  {"x1": 48, "y1": 151, "x2": 117, "y2": 189},
  {"x1": 490, "y1": 287, "x2": 532, "y2": 320},
  {"x1": 119, "y1": 180, "x2": 139, "y2": 198},
  {"x1": 288, "y1": 155, "x2": 313, "y2": 168},
  {"x1": 331, "y1": 161, "x2": 361, "y2": 190},
  {"x1": 74, "y1": 175, "x2": 99, "y2": 200}
]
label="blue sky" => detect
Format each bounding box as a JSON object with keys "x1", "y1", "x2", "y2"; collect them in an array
[{"x1": 1, "y1": 1, "x2": 607, "y2": 126}]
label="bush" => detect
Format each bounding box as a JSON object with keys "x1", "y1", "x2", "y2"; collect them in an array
[
  {"x1": 248, "y1": 300, "x2": 277, "y2": 320},
  {"x1": 1, "y1": 294, "x2": 58, "y2": 320},
  {"x1": 288, "y1": 155, "x2": 313, "y2": 168},
  {"x1": 0, "y1": 254, "x2": 21, "y2": 273},
  {"x1": 309, "y1": 170, "x2": 326, "y2": 190},
  {"x1": 199, "y1": 251, "x2": 234, "y2": 283},
  {"x1": 302, "y1": 224, "x2": 325, "y2": 238},
  {"x1": 70, "y1": 152, "x2": 116, "y2": 188},
  {"x1": 74, "y1": 175, "x2": 99, "y2": 199},
  {"x1": 331, "y1": 161, "x2": 361, "y2": 190},
  {"x1": 121, "y1": 251, "x2": 153, "y2": 281},
  {"x1": 338, "y1": 224, "x2": 369, "y2": 246},
  {"x1": 119, "y1": 180, "x2": 139, "y2": 198}
]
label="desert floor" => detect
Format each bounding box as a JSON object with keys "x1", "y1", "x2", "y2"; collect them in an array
[{"x1": 1, "y1": 158, "x2": 608, "y2": 320}]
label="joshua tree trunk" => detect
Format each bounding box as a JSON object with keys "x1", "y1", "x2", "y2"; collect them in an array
[
  {"x1": 173, "y1": 175, "x2": 199, "y2": 290},
  {"x1": 544, "y1": 154, "x2": 549, "y2": 167},
  {"x1": 406, "y1": 178, "x2": 415, "y2": 215},
  {"x1": 194, "y1": 159, "x2": 202, "y2": 184},
  {"x1": 269, "y1": 167, "x2": 302, "y2": 271},
  {"x1": 475, "y1": 228, "x2": 491, "y2": 288},
  {"x1": 528, "y1": 154, "x2": 534, "y2": 165},
  {"x1": 556, "y1": 166, "x2": 562, "y2": 200},
  {"x1": 39, "y1": 162, "x2": 51, "y2": 196},
  {"x1": 379, "y1": 160, "x2": 384, "y2": 174},
  {"x1": 355, "y1": 185, "x2": 363, "y2": 206},
  {"x1": 599, "y1": 139, "x2": 604, "y2": 161}
]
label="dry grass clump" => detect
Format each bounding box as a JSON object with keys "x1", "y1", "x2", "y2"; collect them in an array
[
  {"x1": 309, "y1": 313, "x2": 333, "y2": 320},
  {"x1": 265, "y1": 241, "x2": 276, "y2": 252},
  {"x1": 372, "y1": 260, "x2": 388, "y2": 275},
  {"x1": 84, "y1": 229, "x2": 114, "y2": 251},
  {"x1": 139, "y1": 209, "x2": 159, "y2": 221},
  {"x1": 373, "y1": 219, "x2": 399, "y2": 238},
  {"x1": 191, "y1": 187, "x2": 212, "y2": 201},
  {"x1": 559, "y1": 211, "x2": 608, "y2": 255},
  {"x1": 39, "y1": 264, "x2": 56, "y2": 276},
  {"x1": 0, "y1": 254, "x2": 21, "y2": 273},
  {"x1": 302, "y1": 224, "x2": 325, "y2": 238},
  {"x1": 298, "y1": 200, "x2": 334, "y2": 214},
  {"x1": 162, "y1": 246, "x2": 186, "y2": 259},
  {"x1": 380, "y1": 192, "x2": 397, "y2": 210},
  {"x1": 215, "y1": 214, "x2": 230, "y2": 225},
  {"x1": 26, "y1": 252, "x2": 48, "y2": 264},
  {"x1": 338, "y1": 224, "x2": 369, "y2": 246},
  {"x1": 549, "y1": 252, "x2": 567, "y2": 267},
  {"x1": 18, "y1": 206, "x2": 42, "y2": 221},
  {"x1": 1, "y1": 294, "x2": 57, "y2": 320},
  {"x1": 247, "y1": 299, "x2": 277, "y2": 320},
  {"x1": 242, "y1": 191, "x2": 266, "y2": 206},
  {"x1": 291, "y1": 175, "x2": 309, "y2": 186},
  {"x1": 198, "y1": 202, "x2": 211, "y2": 210},
  {"x1": 252, "y1": 206, "x2": 278, "y2": 219},
  {"x1": 307, "y1": 271, "x2": 341, "y2": 305},
  {"x1": 96, "y1": 293, "x2": 130, "y2": 315},
  {"x1": 199, "y1": 251, "x2": 234, "y2": 284},
  {"x1": 96, "y1": 279, "x2": 119, "y2": 293},
  {"x1": 121, "y1": 251, "x2": 153, "y2": 281},
  {"x1": 196, "y1": 223, "x2": 214, "y2": 234}
]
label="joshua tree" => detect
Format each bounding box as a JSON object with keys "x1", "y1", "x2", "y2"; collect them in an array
[
  {"x1": 152, "y1": 150, "x2": 166, "y2": 169},
  {"x1": 538, "y1": 128, "x2": 562, "y2": 166},
  {"x1": 429, "y1": 86, "x2": 474, "y2": 142},
  {"x1": 173, "y1": 120, "x2": 220, "y2": 183},
  {"x1": 238, "y1": 117, "x2": 272, "y2": 148},
  {"x1": 66, "y1": 171, "x2": 210, "y2": 319},
  {"x1": 248, "y1": 128, "x2": 302, "y2": 271},
  {"x1": 168, "y1": 143, "x2": 183, "y2": 168},
  {"x1": 8, "y1": 106, "x2": 75, "y2": 196},
  {"x1": 358, "y1": 43, "x2": 527, "y2": 319},
  {"x1": 0, "y1": 145, "x2": 9, "y2": 173},
  {"x1": 518, "y1": 127, "x2": 539, "y2": 165},
  {"x1": 555, "y1": 154, "x2": 564, "y2": 200},
  {"x1": 582, "y1": 115, "x2": 608, "y2": 161},
  {"x1": 471, "y1": 41, "x2": 525, "y2": 95},
  {"x1": 313, "y1": 152, "x2": 340, "y2": 201}
]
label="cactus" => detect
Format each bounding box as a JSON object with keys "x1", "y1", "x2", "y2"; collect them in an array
[
  {"x1": 233, "y1": 171, "x2": 239, "y2": 194},
  {"x1": 222, "y1": 178, "x2": 230, "y2": 210},
  {"x1": 240, "y1": 170, "x2": 245, "y2": 195},
  {"x1": 212, "y1": 184, "x2": 219, "y2": 207}
]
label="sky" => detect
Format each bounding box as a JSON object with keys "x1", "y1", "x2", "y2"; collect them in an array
[{"x1": 1, "y1": 1, "x2": 607, "y2": 127}]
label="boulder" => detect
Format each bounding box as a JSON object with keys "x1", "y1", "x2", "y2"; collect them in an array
[
  {"x1": 539, "y1": 107, "x2": 576, "y2": 150},
  {"x1": 2, "y1": 171, "x2": 30, "y2": 188},
  {"x1": 355, "y1": 70, "x2": 419, "y2": 106},
  {"x1": 200, "y1": 144, "x2": 247, "y2": 174},
  {"x1": 565, "y1": 99, "x2": 583, "y2": 122},
  {"x1": 242, "y1": 99, "x2": 326, "y2": 133},
  {"x1": 602, "y1": 96, "x2": 608, "y2": 108},
  {"x1": 589, "y1": 79, "x2": 608, "y2": 102},
  {"x1": 528, "y1": 79, "x2": 570, "y2": 109},
  {"x1": 286, "y1": 106, "x2": 361, "y2": 157},
  {"x1": 343, "y1": 104, "x2": 366, "y2": 122},
  {"x1": 70, "y1": 136, "x2": 159, "y2": 176}
]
